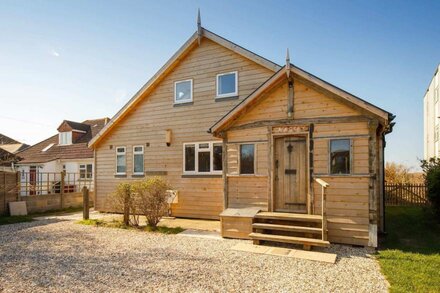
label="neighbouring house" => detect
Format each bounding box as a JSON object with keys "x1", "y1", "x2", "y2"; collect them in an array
[
  {"x1": 16, "y1": 118, "x2": 109, "y2": 196},
  {"x1": 88, "y1": 19, "x2": 394, "y2": 248},
  {"x1": 0, "y1": 133, "x2": 29, "y2": 168},
  {"x1": 423, "y1": 64, "x2": 440, "y2": 159}
]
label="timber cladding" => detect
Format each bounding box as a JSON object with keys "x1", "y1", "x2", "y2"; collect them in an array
[
  {"x1": 94, "y1": 38, "x2": 274, "y2": 219},
  {"x1": 222, "y1": 75, "x2": 384, "y2": 247},
  {"x1": 91, "y1": 26, "x2": 391, "y2": 247}
]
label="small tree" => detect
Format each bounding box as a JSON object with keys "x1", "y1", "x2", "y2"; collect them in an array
[
  {"x1": 133, "y1": 177, "x2": 170, "y2": 228},
  {"x1": 110, "y1": 182, "x2": 140, "y2": 226},
  {"x1": 421, "y1": 157, "x2": 440, "y2": 218}
]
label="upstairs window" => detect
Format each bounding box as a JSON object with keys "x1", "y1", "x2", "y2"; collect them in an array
[
  {"x1": 79, "y1": 164, "x2": 93, "y2": 179},
  {"x1": 59, "y1": 132, "x2": 72, "y2": 145},
  {"x1": 133, "y1": 146, "x2": 144, "y2": 175},
  {"x1": 116, "y1": 147, "x2": 126, "y2": 175},
  {"x1": 174, "y1": 79, "x2": 193, "y2": 104},
  {"x1": 240, "y1": 144, "x2": 255, "y2": 174},
  {"x1": 216, "y1": 72, "x2": 238, "y2": 98},
  {"x1": 183, "y1": 142, "x2": 222, "y2": 174},
  {"x1": 330, "y1": 139, "x2": 351, "y2": 175}
]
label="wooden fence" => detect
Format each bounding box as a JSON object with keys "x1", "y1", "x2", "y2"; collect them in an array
[
  {"x1": 0, "y1": 171, "x2": 19, "y2": 216},
  {"x1": 385, "y1": 183, "x2": 429, "y2": 206}
]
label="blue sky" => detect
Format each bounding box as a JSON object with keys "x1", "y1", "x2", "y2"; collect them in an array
[{"x1": 0, "y1": 0, "x2": 438, "y2": 169}]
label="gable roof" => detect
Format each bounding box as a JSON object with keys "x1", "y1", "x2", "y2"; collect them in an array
[
  {"x1": 58, "y1": 120, "x2": 92, "y2": 133},
  {"x1": 17, "y1": 118, "x2": 109, "y2": 164},
  {"x1": 210, "y1": 64, "x2": 394, "y2": 134},
  {"x1": 88, "y1": 27, "x2": 281, "y2": 148},
  {"x1": 0, "y1": 133, "x2": 20, "y2": 145}
]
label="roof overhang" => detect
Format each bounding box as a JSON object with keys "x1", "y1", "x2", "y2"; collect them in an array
[
  {"x1": 210, "y1": 64, "x2": 394, "y2": 135},
  {"x1": 88, "y1": 27, "x2": 281, "y2": 148}
]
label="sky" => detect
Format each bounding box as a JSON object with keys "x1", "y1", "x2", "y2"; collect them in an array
[{"x1": 0, "y1": 0, "x2": 439, "y2": 169}]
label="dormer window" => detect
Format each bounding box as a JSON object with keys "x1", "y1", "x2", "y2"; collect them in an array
[
  {"x1": 174, "y1": 79, "x2": 193, "y2": 104},
  {"x1": 59, "y1": 132, "x2": 72, "y2": 145},
  {"x1": 216, "y1": 71, "x2": 238, "y2": 98}
]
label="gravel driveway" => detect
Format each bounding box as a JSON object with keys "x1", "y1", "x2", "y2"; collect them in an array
[{"x1": 0, "y1": 219, "x2": 388, "y2": 292}]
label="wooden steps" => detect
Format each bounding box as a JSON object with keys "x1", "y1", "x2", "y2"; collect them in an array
[
  {"x1": 249, "y1": 233, "x2": 330, "y2": 247},
  {"x1": 251, "y1": 211, "x2": 329, "y2": 249},
  {"x1": 255, "y1": 212, "x2": 323, "y2": 222},
  {"x1": 252, "y1": 223, "x2": 322, "y2": 234}
]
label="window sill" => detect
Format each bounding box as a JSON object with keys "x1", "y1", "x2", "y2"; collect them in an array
[
  {"x1": 181, "y1": 174, "x2": 222, "y2": 178},
  {"x1": 173, "y1": 101, "x2": 193, "y2": 107},
  {"x1": 114, "y1": 174, "x2": 127, "y2": 178},
  {"x1": 132, "y1": 174, "x2": 145, "y2": 178},
  {"x1": 215, "y1": 95, "x2": 239, "y2": 102},
  {"x1": 313, "y1": 173, "x2": 372, "y2": 178},
  {"x1": 226, "y1": 174, "x2": 268, "y2": 178},
  {"x1": 144, "y1": 170, "x2": 167, "y2": 175}
]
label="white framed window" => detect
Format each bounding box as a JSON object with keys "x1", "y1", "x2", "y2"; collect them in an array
[
  {"x1": 59, "y1": 132, "x2": 72, "y2": 145},
  {"x1": 116, "y1": 146, "x2": 126, "y2": 175},
  {"x1": 133, "y1": 145, "x2": 144, "y2": 175},
  {"x1": 216, "y1": 71, "x2": 238, "y2": 98},
  {"x1": 79, "y1": 164, "x2": 93, "y2": 179},
  {"x1": 174, "y1": 79, "x2": 193, "y2": 104},
  {"x1": 239, "y1": 144, "x2": 255, "y2": 175},
  {"x1": 183, "y1": 142, "x2": 223, "y2": 174}
]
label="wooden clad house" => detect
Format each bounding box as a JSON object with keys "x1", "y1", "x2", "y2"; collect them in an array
[{"x1": 89, "y1": 20, "x2": 394, "y2": 248}]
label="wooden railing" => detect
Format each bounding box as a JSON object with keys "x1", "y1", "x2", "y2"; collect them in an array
[
  {"x1": 315, "y1": 178, "x2": 329, "y2": 241},
  {"x1": 18, "y1": 171, "x2": 94, "y2": 196},
  {"x1": 385, "y1": 183, "x2": 429, "y2": 206}
]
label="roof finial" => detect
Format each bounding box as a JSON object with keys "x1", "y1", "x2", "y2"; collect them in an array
[
  {"x1": 197, "y1": 8, "x2": 202, "y2": 45},
  {"x1": 286, "y1": 48, "x2": 291, "y2": 78}
]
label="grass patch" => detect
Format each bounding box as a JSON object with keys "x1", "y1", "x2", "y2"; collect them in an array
[
  {"x1": 32, "y1": 206, "x2": 84, "y2": 217},
  {"x1": 76, "y1": 218, "x2": 183, "y2": 234},
  {"x1": 377, "y1": 206, "x2": 440, "y2": 292},
  {"x1": 144, "y1": 225, "x2": 185, "y2": 234},
  {"x1": 0, "y1": 215, "x2": 34, "y2": 225}
]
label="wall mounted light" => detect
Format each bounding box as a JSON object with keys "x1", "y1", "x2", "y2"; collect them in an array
[{"x1": 165, "y1": 129, "x2": 172, "y2": 147}]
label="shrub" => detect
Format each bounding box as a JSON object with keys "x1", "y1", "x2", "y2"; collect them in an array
[
  {"x1": 110, "y1": 182, "x2": 141, "y2": 226},
  {"x1": 132, "y1": 177, "x2": 170, "y2": 228},
  {"x1": 421, "y1": 158, "x2": 440, "y2": 218}
]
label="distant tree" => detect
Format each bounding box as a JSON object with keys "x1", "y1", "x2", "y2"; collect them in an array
[{"x1": 385, "y1": 162, "x2": 412, "y2": 184}]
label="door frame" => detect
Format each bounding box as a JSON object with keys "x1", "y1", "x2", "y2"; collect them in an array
[{"x1": 269, "y1": 125, "x2": 311, "y2": 214}]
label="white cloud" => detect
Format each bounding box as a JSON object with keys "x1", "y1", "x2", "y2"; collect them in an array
[{"x1": 51, "y1": 49, "x2": 60, "y2": 57}]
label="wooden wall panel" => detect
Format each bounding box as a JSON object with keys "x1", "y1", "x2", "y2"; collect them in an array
[
  {"x1": 234, "y1": 81, "x2": 360, "y2": 127},
  {"x1": 94, "y1": 38, "x2": 274, "y2": 219},
  {"x1": 227, "y1": 176, "x2": 268, "y2": 210},
  {"x1": 313, "y1": 177, "x2": 370, "y2": 246}
]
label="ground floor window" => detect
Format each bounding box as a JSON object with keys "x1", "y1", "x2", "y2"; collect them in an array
[
  {"x1": 240, "y1": 144, "x2": 255, "y2": 174},
  {"x1": 183, "y1": 142, "x2": 222, "y2": 174},
  {"x1": 133, "y1": 146, "x2": 144, "y2": 174},
  {"x1": 116, "y1": 146, "x2": 126, "y2": 174},
  {"x1": 330, "y1": 139, "x2": 351, "y2": 174},
  {"x1": 79, "y1": 164, "x2": 93, "y2": 179}
]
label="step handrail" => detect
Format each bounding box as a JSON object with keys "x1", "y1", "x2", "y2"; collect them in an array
[{"x1": 315, "y1": 178, "x2": 329, "y2": 241}]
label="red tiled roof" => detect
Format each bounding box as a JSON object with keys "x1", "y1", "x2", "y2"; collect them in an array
[{"x1": 17, "y1": 118, "x2": 109, "y2": 164}]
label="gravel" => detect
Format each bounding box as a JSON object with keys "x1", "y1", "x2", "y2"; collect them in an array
[{"x1": 0, "y1": 219, "x2": 388, "y2": 292}]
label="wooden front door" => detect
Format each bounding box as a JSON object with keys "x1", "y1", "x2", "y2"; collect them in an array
[{"x1": 274, "y1": 136, "x2": 307, "y2": 213}]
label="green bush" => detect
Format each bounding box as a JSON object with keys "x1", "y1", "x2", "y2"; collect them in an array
[
  {"x1": 421, "y1": 158, "x2": 440, "y2": 218},
  {"x1": 132, "y1": 177, "x2": 170, "y2": 228}
]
